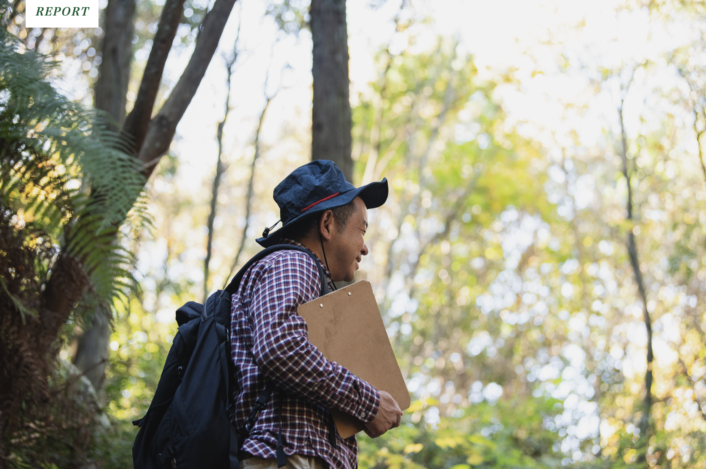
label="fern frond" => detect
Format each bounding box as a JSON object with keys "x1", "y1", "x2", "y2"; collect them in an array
[{"x1": 0, "y1": 25, "x2": 150, "y2": 323}]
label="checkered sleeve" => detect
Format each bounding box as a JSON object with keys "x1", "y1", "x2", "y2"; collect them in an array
[{"x1": 249, "y1": 251, "x2": 380, "y2": 424}]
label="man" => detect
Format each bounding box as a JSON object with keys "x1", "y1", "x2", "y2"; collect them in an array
[{"x1": 230, "y1": 161, "x2": 403, "y2": 469}]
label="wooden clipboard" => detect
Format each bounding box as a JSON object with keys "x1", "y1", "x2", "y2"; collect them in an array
[{"x1": 298, "y1": 280, "x2": 410, "y2": 438}]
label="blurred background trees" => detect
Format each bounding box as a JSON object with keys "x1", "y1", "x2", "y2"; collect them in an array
[{"x1": 4, "y1": 0, "x2": 706, "y2": 467}]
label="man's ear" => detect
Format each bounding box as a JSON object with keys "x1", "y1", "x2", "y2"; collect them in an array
[{"x1": 319, "y1": 210, "x2": 335, "y2": 241}]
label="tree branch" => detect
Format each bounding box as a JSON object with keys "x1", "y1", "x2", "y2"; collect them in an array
[
  {"x1": 203, "y1": 11, "x2": 242, "y2": 302},
  {"x1": 225, "y1": 50, "x2": 284, "y2": 282},
  {"x1": 137, "y1": 0, "x2": 239, "y2": 179},
  {"x1": 122, "y1": 0, "x2": 185, "y2": 153}
]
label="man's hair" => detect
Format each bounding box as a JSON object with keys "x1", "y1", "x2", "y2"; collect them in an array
[{"x1": 287, "y1": 200, "x2": 357, "y2": 242}]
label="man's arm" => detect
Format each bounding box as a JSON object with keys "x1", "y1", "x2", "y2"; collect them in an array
[{"x1": 249, "y1": 252, "x2": 380, "y2": 423}]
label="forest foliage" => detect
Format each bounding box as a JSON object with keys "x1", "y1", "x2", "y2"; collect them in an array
[{"x1": 4, "y1": 0, "x2": 706, "y2": 468}]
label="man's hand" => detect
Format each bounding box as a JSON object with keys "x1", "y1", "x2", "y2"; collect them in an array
[{"x1": 364, "y1": 391, "x2": 403, "y2": 438}]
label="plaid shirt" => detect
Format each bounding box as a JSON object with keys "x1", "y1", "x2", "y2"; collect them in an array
[{"x1": 230, "y1": 239, "x2": 380, "y2": 468}]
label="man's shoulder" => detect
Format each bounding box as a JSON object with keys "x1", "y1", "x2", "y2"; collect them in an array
[
  {"x1": 260, "y1": 248, "x2": 319, "y2": 270},
  {"x1": 249, "y1": 248, "x2": 322, "y2": 289}
]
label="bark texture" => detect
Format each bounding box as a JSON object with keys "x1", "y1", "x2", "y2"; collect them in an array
[
  {"x1": 93, "y1": 0, "x2": 136, "y2": 130},
  {"x1": 310, "y1": 0, "x2": 353, "y2": 182}
]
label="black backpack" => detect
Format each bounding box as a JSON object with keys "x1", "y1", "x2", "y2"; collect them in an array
[{"x1": 132, "y1": 244, "x2": 329, "y2": 469}]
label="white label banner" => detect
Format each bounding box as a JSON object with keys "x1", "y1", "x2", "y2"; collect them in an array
[{"x1": 26, "y1": 0, "x2": 99, "y2": 28}]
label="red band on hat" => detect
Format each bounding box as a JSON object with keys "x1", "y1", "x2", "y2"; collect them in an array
[{"x1": 301, "y1": 192, "x2": 340, "y2": 213}]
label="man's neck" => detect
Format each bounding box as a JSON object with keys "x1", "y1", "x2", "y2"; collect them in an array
[
  {"x1": 296, "y1": 238, "x2": 326, "y2": 269},
  {"x1": 283, "y1": 237, "x2": 329, "y2": 276}
]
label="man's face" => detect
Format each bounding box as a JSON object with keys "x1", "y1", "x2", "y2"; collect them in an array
[{"x1": 329, "y1": 197, "x2": 369, "y2": 282}]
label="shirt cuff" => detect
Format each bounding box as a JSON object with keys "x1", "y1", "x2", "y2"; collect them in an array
[{"x1": 352, "y1": 377, "x2": 380, "y2": 424}]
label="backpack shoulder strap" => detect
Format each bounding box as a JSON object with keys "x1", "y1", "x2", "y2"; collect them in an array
[{"x1": 223, "y1": 244, "x2": 329, "y2": 298}]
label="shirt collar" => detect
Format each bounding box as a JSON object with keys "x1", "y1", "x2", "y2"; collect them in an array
[{"x1": 280, "y1": 238, "x2": 333, "y2": 282}]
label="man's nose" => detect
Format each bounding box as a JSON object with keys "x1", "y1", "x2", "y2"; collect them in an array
[{"x1": 361, "y1": 243, "x2": 369, "y2": 256}]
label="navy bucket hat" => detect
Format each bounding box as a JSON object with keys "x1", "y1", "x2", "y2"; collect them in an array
[{"x1": 256, "y1": 160, "x2": 388, "y2": 247}]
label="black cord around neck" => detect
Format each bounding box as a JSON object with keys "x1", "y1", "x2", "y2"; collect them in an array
[{"x1": 319, "y1": 231, "x2": 337, "y2": 291}]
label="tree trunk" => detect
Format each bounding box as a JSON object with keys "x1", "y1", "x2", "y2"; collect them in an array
[
  {"x1": 618, "y1": 96, "x2": 653, "y2": 461},
  {"x1": 93, "y1": 0, "x2": 135, "y2": 130},
  {"x1": 72, "y1": 0, "x2": 136, "y2": 392},
  {"x1": 203, "y1": 67, "x2": 234, "y2": 302},
  {"x1": 203, "y1": 122, "x2": 227, "y2": 302},
  {"x1": 310, "y1": 0, "x2": 353, "y2": 182},
  {"x1": 73, "y1": 309, "x2": 111, "y2": 392}
]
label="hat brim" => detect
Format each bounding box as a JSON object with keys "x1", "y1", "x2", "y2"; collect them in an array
[{"x1": 256, "y1": 178, "x2": 389, "y2": 247}]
